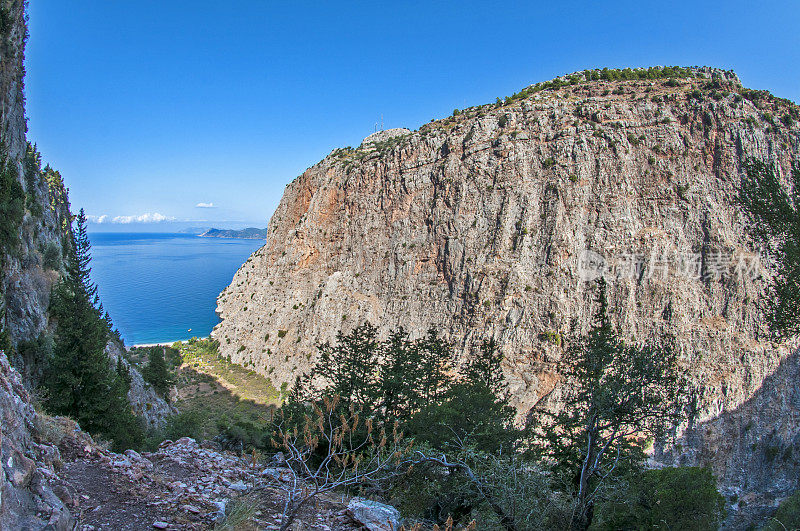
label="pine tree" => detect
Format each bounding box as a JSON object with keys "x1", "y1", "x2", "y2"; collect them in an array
[
  {"x1": 314, "y1": 321, "x2": 380, "y2": 408},
  {"x1": 45, "y1": 209, "x2": 142, "y2": 450},
  {"x1": 376, "y1": 327, "x2": 417, "y2": 418},
  {"x1": 413, "y1": 328, "x2": 453, "y2": 405},
  {"x1": 409, "y1": 335, "x2": 517, "y2": 453},
  {"x1": 532, "y1": 279, "x2": 685, "y2": 529},
  {"x1": 377, "y1": 327, "x2": 452, "y2": 418},
  {"x1": 142, "y1": 347, "x2": 174, "y2": 399},
  {"x1": 460, "y1": 338, "x2": 508, "y2": 397}
]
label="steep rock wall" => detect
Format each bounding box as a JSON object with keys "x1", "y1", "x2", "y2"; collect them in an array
[
  {"x1": 214, "y1": 69, "x2": 800, "y2": 521},
  {"x1": 0, "y1": 0, "x2": 71, "y2": 358}
]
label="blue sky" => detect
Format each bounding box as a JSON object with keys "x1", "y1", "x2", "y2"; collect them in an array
[{"x1": 25, "y1": 1, "x2": 799, "y2": 230}]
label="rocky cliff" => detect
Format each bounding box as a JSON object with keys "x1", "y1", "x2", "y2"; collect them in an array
[
  {"x1": 0, "y1": 3, "x2": 173, "y2": 527},
  {"x1": 213, "y1": 67, "x2": 800, "y2": 523},
  {"x1": 0, "y1": 0, "x2": 71, "y2": 365}
]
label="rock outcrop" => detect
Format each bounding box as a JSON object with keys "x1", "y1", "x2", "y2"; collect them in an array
[
  {"x1": 106, "y1": 341, "x2": 176, "y2": 430},
  {"x1": 214, "y1": 67, "x2": 800, "y2": 523},
  {"x1": 0, "y1": 350, "x2": 73, "y2": 530},
  {"x1": 346, "y1": 497, "x2": 401, "y2": 531}
]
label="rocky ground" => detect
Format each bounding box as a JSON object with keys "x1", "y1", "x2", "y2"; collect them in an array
[
  {"x1": 51, "y1": 433, "x2": 370, "y2": 530},
  {"x1": 2, "y1": 345, "x2": 404, "y2": 530}
]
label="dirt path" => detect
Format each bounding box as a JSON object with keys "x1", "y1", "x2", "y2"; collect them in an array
[{"x1": 53, "y1": 436, "x2": 356, "y2": 530}]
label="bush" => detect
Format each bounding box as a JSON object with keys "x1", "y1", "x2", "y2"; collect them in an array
[
  {"x1": 393, "y1": 447, "x2": 572, "y2": 530},
  {"x1": 42, "y1": 241, "x2": 61, "y2": 271},
  {"x1": 763, "y1": 491, "x2": 800, "y2": 530},
  {"x1": 0, "y1": 155, "x2": 25, "y2": 255},
  {"x1": 161, "y1": 409, "x2": 205, "y2": 442},
  {"x1": 592, "y1": 467, "x2": 725, "y2": 530},
  {"x1": 215, "y1": 416, "x2": 266, "y2": 452}
]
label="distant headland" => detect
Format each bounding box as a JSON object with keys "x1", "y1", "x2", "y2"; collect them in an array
[{"x1": 199, "y1": 227, "x2": 268, "y2": 239}]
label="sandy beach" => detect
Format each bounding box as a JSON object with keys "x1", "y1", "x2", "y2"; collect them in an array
[{"x1": 129, "y1": 336, "x2": 210, "y2": 349}]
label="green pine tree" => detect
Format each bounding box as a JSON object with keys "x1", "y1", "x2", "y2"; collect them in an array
[
  {"x1": 45, "y1": 209, "x2": 142, "y2": 450},
  {"x1": 532, "y1": 279, "x2": 685, "y2": 529},
  {"x1": 377, "y1": 327, "x2": 452, "y2": 419},
  {"x1": 314, "y1": 321, "x2": 381, "y2": 408},
  {"x1": 142, "y1": 347, "x2": 174, "y2": 399},
  {"x1": 375, "y1": 327, "x2": 417, "y2": 418},
  {"x1": 413, "y1": 328, "x2": 453, "y2": 405},
  {"x1": 408, "y1": 337, "x2": 517, "y2": 454},
  {"x1": 460, "y1": 338, "x2": 508, "y2": 397}
]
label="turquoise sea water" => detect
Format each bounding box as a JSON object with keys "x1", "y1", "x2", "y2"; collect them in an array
[{"x1": 88, "y1": 233, "x2": 264, "y2": 345}]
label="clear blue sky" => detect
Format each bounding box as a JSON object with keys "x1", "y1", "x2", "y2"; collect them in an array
[{"x1": 25, "y1": 1, "x2": 799, "y2": 230}]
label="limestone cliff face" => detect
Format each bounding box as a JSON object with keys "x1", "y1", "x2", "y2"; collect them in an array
[
  {"x1": 0, "y1": 0, "x2": 71, "y2": 364},
  {"x1": 214, "y1": 68, "x2": 800, "y2": 519}
]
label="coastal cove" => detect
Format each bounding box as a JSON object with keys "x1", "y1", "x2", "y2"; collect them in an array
[{"x1": 88, "y1": 233, "x2": 263, "y2": 345}]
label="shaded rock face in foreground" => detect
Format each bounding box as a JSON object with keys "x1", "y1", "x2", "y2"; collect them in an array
[
  {"x1": 214, "y1": 68, "x2": 800, "y2": 523},
  {"x1": 0, "y1": 350, "x2": 73, "y2": 530}
]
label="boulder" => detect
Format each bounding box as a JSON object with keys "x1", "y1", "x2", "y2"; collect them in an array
[{"x1": 347, "y1": 497, "x2": 401, "y2": 531}]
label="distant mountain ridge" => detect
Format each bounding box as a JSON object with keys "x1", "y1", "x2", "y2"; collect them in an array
[{"x1": 199, "y1": 227, "x2": 268, "y2": 239}]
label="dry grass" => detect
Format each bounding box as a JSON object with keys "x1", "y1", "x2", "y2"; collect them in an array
[
  {"x1": 213, "y1": 495, "x2": 260, "y2": 531},
  {"x1": 34, "y1": 413, "x2": 77, "y2": 446}
]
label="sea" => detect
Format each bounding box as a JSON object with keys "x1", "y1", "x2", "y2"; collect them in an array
[{"x1": 88, "y1": 233, "x2": 264, "y2": 346}]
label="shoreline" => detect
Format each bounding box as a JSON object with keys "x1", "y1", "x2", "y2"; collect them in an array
[{"x1": 129, "y1": 336, "x2": 210, "y2": 349}]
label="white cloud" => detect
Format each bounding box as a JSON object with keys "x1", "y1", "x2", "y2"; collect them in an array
[
  {"x1": 196, "y1": 202, "x2": 216, "y2": 208},
  {"x1": 88, "y1": 212, "x2": 175, "y2": 224}
]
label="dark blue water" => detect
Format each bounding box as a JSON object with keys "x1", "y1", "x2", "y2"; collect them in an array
[{"x1": 88, "y1": 233, "x2": 264, "y2": 345}]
